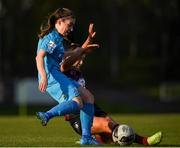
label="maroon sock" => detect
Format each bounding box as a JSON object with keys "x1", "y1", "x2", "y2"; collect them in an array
[{"x1": 134, "y1": 134, "x2": 148, "y2": 145}]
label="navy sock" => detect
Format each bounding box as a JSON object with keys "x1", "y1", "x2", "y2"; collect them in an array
[
  {"x1": 45, "y1": 100, "x2": 80, "y2": 120},
  {"x1": 80, "y1": 103, "x2": 94, "y2": 138}
]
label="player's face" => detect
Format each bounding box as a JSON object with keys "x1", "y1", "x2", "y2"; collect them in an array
[{"x1": 57, "y1": 17, "x2": 75, "y2": 36}]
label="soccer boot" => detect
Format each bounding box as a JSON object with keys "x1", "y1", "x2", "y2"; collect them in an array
[
  {"x1": 80, "y1": 136, "x2": 102, "y2": 145},
  {"x1": 36, "y1": 112, "x2": 49, "y2": 126},
  {"x1": 147, "y1": 131, "x2": 162, "y2": 145}
]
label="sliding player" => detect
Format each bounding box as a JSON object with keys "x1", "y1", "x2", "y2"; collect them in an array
[{"x1": 61, "y1": 23, "x2": 162, "y2": 146}]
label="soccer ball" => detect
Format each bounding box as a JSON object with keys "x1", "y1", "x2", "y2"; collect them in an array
[{"x1": 112, "y1": 124, "x2": 135, "y2": 146}]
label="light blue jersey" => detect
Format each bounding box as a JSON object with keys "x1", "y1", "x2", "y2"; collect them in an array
[{"x1": 37, "y1": 29, "x2": 80, "y2": 103}]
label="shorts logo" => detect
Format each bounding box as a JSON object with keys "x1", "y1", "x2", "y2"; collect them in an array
[
  {"x1": 59, "y1": 94, "x2": 67, "y2": 101},
  {"x1": 48, "y1": 40, "x2": 56, "y2": 53},
  {"x1": 78, "y1": 78, "x2": 86, "y2": 87}
]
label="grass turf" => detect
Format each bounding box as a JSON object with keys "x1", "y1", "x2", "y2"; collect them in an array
[{"x1": 0, "y1": 114, "x2": 179, "y2": 147}]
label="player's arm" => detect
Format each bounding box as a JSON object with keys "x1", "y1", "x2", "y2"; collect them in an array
[
  {"x1": 35, "y1": 49, "x2": 47, "y2": 92},
  {"x1": 61, "y1": 43, "x2": 99, "y2": 72},
  {"x1": 61, "y1": 47, "x2": 87, "y2": 72},
  {"x1": 82, "y1": 23, "x2": 99, "y2": 54},
  {"x1": 61, "y1": 23, "x2": 99, "y2": 72},
  {"x1": 65, "y1": 23, "x2": 99, "y2": 64},
  {"x1": 82, "y1": 23, "x2": 96, "y2": 48}
]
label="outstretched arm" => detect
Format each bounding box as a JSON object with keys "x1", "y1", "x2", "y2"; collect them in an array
[
  {"x1": 82, "y1": 23, "x2": 96, "y2": 48},
  {"x1": 61, "y1": 23, "x2": 99, "y2": 72},
  {"x1": 61, "y1": 47, "x2": 85, "y2": 72}
]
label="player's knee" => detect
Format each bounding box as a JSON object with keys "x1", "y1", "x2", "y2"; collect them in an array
[
  {"x1": 85, "y1": 92, "x2": 94, "y2": 103},
  {"x1": 72, "y1": 97, "x2": 83, "y2": 108},
  {"x1": 78, "y1": 86, "x2": 94, "y2": 103}
]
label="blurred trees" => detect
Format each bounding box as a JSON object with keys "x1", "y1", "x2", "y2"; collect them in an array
[{"x1": 0, "y1": 0, "x2": 180, "y2": 102}]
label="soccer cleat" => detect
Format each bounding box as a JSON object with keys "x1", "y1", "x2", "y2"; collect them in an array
[
  {"x1": 147, "y1": 131, "x2": 162, "y2": 145},
  {"x1": 36, "y1": 112, "x2": 49, "y2": 126},
  {"x1": 80, "y1": 136, "x2": 102, "y2": 145}
]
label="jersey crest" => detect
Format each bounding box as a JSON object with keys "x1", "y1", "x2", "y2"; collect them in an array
[{"x1": 47, "y1": 40, "x2": 56, "y2": 53}]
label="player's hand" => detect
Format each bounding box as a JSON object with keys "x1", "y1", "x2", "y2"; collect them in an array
[
  {"x1": 84, "y1": 43, "x2": 100, "y2": 53},
  {"x1": 88, "y1": 23, "x2": 96, "y2": 39},
  {"x1": 39, "y1": 77, "x2": 47, "y2": 93},
  {"x1": 86, "y1": 44, "x2": 99, "y2": 48},
  {"x1": 81, "y1": 23, "x2": 98, "y2": 50}
]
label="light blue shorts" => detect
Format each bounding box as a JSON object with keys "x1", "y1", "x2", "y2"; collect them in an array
[{"x1": 46, "y1": 68, "x2": 81, "y2": 104}]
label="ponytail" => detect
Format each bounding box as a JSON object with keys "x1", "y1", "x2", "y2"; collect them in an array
[{"x1": 38, "y1": 8, "x2": 75, "y2": 38}]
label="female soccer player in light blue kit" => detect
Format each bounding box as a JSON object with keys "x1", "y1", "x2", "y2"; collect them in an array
[{"x1": 35, "y1": 8, "x2": 100, "y2": 145}]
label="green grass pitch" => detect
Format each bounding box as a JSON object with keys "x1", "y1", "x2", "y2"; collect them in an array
[{"x1": 0, "y1": 114, "x2": 179, "y2": 147}]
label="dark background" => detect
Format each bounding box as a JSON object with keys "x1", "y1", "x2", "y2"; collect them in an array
[{"x1": 0, "y1": 0, "x2": 180, "y2": 114}]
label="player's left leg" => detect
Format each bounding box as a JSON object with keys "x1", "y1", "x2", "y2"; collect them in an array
[
  {"x1": 134, "y1": 131, "x2": 162, "y2": 145},
  {"x1": 93, "y1": 118, "x2": 163, "y2": 145},
  {"x1": 77, "y1": 86, "x2": 101, "y2": 145},
  {"x1": 93, "y1": 119, "x2": 163, "y2": 146},
  {"x1": 147, "y1": 131, "x2": 162, "y2": 145}
]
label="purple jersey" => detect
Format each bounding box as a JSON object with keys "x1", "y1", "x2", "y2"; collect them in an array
[{"x1": 63, "y1": 68, "x2": 86, "y2": 87}]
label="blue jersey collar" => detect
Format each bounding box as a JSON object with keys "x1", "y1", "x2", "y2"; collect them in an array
[{"x1": 53, "y1": 28, "x2": 63, "y2": 38}]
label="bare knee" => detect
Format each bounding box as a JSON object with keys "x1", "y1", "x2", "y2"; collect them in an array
[
  {"x1": 78, "y1": 86, "x2": 94, "y2": 103},
  {"x1": 72, "y1": 96, "x2": 83, "y2": 108},
  {"x1": 92, "y1": 117, "x2": 112, "y2": 134}
]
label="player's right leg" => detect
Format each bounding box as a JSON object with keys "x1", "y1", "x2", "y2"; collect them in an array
[
  {"x1": 36, "y1": 96, "x2": 82, "y2": 126},
  {"x1": 36, "y1": 72, "x2": 83, "y2": 126}
]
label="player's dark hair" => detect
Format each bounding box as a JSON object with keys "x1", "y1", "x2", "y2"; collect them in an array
[{"x1": 38, "y1": 8, "x2": 75, "y2": 38}]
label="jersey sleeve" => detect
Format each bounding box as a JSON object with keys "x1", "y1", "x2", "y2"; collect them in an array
[{"x1": 38, "y1": 37, "x2": 57, "y2": 54}]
